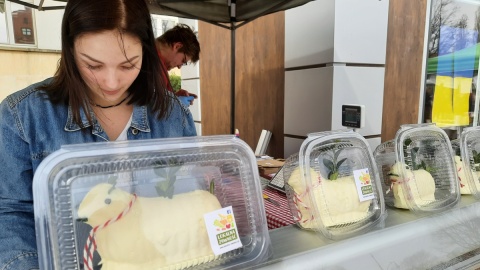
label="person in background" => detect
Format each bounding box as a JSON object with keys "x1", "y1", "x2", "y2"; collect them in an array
[
  {"x1": 0, "y1": 0, "x2": 196, "y2": 268},
  {"x1": 156, "y1": 23, "x2": 200, "y2": 105}
]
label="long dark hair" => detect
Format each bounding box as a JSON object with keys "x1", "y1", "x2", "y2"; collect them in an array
[{"x1": 40, "y1": 0, "x2": 170, "y2": 127}]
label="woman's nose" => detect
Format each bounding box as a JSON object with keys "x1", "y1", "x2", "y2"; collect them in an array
[{"x1": 103, "y1": 69, "x2": 120, "y2": 90}]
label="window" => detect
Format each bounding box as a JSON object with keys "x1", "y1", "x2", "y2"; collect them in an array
[
  {"x1": 21, "y1": 27, "x2": 31, "y2": 35},
  {"x1": 151, "y1": 14, "x2": 178, "y2": 37},
  {"x1": 0, "y1": 0, "x2": 36, "y2": 46},
  {"x1": 422, "y1": 0, "x2": 480, "y2": 129}
]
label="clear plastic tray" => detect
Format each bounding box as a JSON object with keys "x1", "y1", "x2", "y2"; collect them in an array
[
  {"x1": 458, "y1": 127, "x2": 480, "y2": 198},
  {"x1": 374, "y1": 124, "x2": 460, "y2": 212},
  {"x1": 283, "y1": 130, "x2": 386, "y2": 240},
  {"x1": 33, "y1": 136, "x2": 271, "y2": 270}
]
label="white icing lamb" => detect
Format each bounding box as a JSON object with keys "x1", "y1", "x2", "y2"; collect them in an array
[
  {"x1": 77, "y1": 183, "x2": 222, "y2": 270},
  {"x1": 388, "y1": 162, "x2": 436, "y2": 209},
  {"x1": 288, "y1": 167, "x2": 371, "y2": 229}
]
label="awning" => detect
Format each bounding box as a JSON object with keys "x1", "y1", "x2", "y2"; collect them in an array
[
  {"x1": 147, "y1": 0, "x2": 314, "y2": 29},
  {"x1": 5, "y1": 0, "x2": 313, "y2": 29},
  {"x1": 6, "y1": 0, "x2": 65, "y2": 10}
]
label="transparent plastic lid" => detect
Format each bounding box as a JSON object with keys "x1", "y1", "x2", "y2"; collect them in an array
[
  {"x1": 374, "y1": 124, "x2": 460, "y2": 212},
  {"x1": 283, "y1": 130, "x2": 386, "y2": 240},
  {"x1": 458, "y1": 127, "x2": 480, "y2": 198},
  {"x1": 33, "y1": 136, "x2": 271, "y2": 270}
]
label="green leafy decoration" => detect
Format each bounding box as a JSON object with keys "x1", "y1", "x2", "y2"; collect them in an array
[
  {"x1": 323, "y1": 147, "x2": 347, "y2": 180},
  {"x1": 404, "y1": 139, "x2": 435, "y2": 173},
  {"x1": 471, "y1": 150, "x2": 480, "y2": 171},
  {"x1": 209, "y1": 180, "x2": 215, "y2": 195},
  {"x1": 107, "y1": 176, "x2": 119, "y2": 194},
  {"x1": 154, "y1": 158, "x2": 183, "y2": 199}
]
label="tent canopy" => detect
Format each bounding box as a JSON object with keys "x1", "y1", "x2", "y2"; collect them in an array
[
  {"x1": 147, "y1": 0, "x2": 313, "y2": 29},
  {"x1": 5, "y1": 0, "x2": 313, "y2": 29}
]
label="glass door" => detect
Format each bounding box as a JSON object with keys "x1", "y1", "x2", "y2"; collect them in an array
[{"x1": 422, "y1": 0, "x2": 480, "y2": 133}]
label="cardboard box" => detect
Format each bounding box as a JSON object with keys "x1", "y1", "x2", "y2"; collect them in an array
[{"x1": 257, "y1": 159, "x2": 284, "y2": 176}]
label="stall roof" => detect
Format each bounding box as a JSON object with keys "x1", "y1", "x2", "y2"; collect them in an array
[
  {"x1": 147, "y1": 0, "x2": 314, "y2": 29},
  {"x1": 5, "y1": 0, "x2": 313, "y2": 29}
]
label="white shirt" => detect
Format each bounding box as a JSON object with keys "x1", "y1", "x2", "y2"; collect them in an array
[{"x1": 116, "y1": 114, "x2": 133, "y2": 141}]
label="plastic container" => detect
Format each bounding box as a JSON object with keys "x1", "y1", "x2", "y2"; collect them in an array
[
  {"x1": 33, "y1": 136, "x2": 271, "y2": 270},
  {"x1": 458, "y1": 127, "x2": 480, "y2": 198},
  {"x1": 283, "y1": 130, "x2": 386, "y2": 240},
  {"x1": 450, "y1": 138, "x2": 473, "y2": 196},
  {"x1": 373, "y1": 124, "x2": 460, "y2": 213}
]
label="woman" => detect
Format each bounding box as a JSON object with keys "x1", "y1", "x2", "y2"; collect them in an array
[{"x1": 0, "y1": 0, "x2": 196, "y2": 268}]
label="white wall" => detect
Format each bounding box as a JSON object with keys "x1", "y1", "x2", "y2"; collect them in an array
[
  {"x1": 284, "y1": 67, "x2": 333, "y2": 135},
  {"x1": 33, "y1": 0, "x2": 63, "y2": 50},
  {"x1": 178, "y1": 18, "x2": 202, "y2": 135},
  {"x1": 285, "y1": 0, "x2": 335, "y2": 67},
  {"x1": 284, "y1": 0, "x2": 390, "y2": 158},
  {"x1": 333, "y1": 0, "x2": 389, "y2": 64},
  {"x1": 330, "y1": 66, "x2": 385, "y2": 137}
]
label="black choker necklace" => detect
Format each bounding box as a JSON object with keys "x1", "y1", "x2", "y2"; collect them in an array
[{"x1": 93, "y1": 93, "x2": 131, "y2": 109}]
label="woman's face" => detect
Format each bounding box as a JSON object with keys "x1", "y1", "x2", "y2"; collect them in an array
[{"x1": 74, "y1": 30, "x2": 143, "y2": 107}]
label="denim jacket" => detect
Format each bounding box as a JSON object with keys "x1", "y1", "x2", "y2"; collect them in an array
[{"x1": 0, "y1": 78, "x2": 196, "y2": 269}]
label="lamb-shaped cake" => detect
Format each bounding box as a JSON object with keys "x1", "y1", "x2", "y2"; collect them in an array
[
  {"x1": 287, "y1": 148, "x2": 371, "y2": 229},
  {"x1": 387, "y1": 162, "x2": 436, "y2": 209},
  {"x1": 77, "y1": 183, "x2": 222, "y2": 270}
]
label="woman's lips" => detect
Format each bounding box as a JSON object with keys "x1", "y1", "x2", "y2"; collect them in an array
[{"x1": 103, "y1": 89, "x2": 121, "y2": 96}]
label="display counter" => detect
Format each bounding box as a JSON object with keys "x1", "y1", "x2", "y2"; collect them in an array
[{"x1": 254, "y1": 196, "x2": 480, "y2": 269}]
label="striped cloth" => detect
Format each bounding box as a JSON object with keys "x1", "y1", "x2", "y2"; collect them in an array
[{"x1": 263, "y1": 187, "x2": 295, "y2": 229}]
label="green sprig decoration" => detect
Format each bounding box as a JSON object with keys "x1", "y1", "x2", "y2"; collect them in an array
[
  {"x1": 323, "y1": 147, "x2": 347, "y2": 180},
  {"x1": 154, "y1": 158, "x2": 184, "y2": 199}
]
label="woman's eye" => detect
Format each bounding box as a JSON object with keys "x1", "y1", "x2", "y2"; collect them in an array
[
  {"x1": 123, "y1": 65, "x2": 136, "y2": 70},
  {"x1": 87, "y1": 65, "x2": 101, "y2": 70}
]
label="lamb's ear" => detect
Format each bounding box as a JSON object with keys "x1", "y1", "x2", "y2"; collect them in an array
[{"x1": 107, "y1": 176, "x2": 118, "y2": 194}]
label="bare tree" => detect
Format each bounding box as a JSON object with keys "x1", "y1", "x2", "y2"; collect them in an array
[
  {"x1": 475, "y1": 7, "x2": 480, "y2": 34},
  {"x1": 429, "y1": 0, "x2": 459, "y2": 57},
  {"x1": 454, "y1": 14, "x2": 471, "y2": 51}
]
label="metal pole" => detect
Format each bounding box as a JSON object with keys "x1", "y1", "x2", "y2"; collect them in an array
[{"x1": 230, "y1": 23, "x2": 236, "y2": 134}]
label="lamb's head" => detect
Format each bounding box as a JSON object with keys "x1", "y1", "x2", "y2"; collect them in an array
[
  {"x1": 77, "y1": 183, "x2": 133, "y2": 227},
  {"x1": 389, "y1": 162, "x2": 414, "y2": 181}
]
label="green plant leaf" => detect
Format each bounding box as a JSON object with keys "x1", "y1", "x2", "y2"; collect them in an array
[
  {"x1": 473, "y1": 150, "x2": 480, "y2": 164},
  {"x1": 323, "y1": 159, "x2": 334, "y2": 171},
  {"x1": 154, "y1": 168, "x2": 167, "y2": 178},
  {"x1": 336, "y1": 158, "x2": 347, "y2": 169},
  {"x1": 209, "y1": 180, "x2": 215, "y2": 195},
  {"x1": 153, "y1": 158, "x2": 183, "y2": 198},
  {"x1": 333, "y1": 148, "x2": 343, "y2": 162}
]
